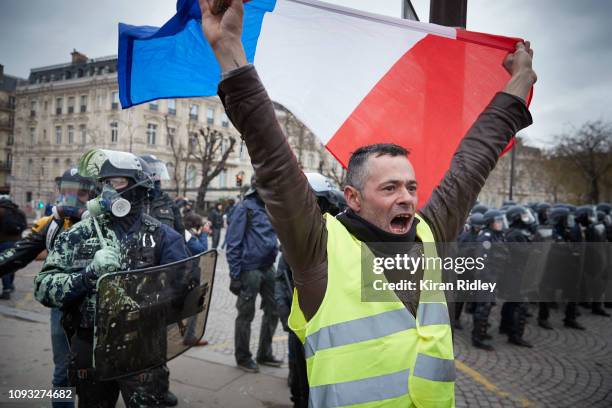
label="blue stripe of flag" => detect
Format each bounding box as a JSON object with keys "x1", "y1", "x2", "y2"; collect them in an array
[{"x1": 118, "y1": 0, "x2": 276, "y2": 108}]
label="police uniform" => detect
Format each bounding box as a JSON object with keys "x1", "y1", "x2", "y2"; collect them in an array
[
  {"x1": 471, "y1": 228, "x2": 506, "y2": 349},
  {"x1": 35, "y1": 214, "x2": 188, "y2": 407}
]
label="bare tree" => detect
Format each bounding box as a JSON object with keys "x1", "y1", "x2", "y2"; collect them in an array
[
  {"x1": 164, "y1": 114, "x2": 187, "y2": 196},
  {"x1": 553, "y1": 120, "x2": 612, "y2": 203},
  {"x1": 191, "y1": 126, "x2": 237, "y2": 213}
]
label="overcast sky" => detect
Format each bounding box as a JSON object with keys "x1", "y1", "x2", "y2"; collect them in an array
[{"x1": 1, "y1": 0, "x2": 611, "y2": 148}]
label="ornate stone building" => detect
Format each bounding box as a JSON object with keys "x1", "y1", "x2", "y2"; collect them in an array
[{"x1": 0, "y1": 64, "x2": 21, "y2": 195}]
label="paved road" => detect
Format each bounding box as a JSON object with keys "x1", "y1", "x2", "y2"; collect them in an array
[{"x1": 1, "y1": 250, "x2": 611, "y2": 407}]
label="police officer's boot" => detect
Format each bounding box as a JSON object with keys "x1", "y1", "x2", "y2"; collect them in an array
[
  {"x1": 508, "y1": 303, "x2": 533, "y2": 348},
  {"x1": 592, "y1": 303, "x2": 611, "y2": 317},
  {"x1": 563, "y1": 318, "x2": 586, "y2": 330},
  {"x1": 472, "y1": 320, "x2": 494, "y2": 351},
  {"x1": 163, "y1": 391, "x2": 178, "y2": 407}
]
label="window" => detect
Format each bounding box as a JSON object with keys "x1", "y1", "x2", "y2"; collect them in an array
[
  {"x1": 6, "y1": 152, "x2": 12, "y2": 168},
  {"x1": 167, "y1": 99, "x2": 176, "y2": 115},
  {"x1": 110, "y1": 122, "x2": 118, "y2": 143},
  {"x1": 7, "y1": 132, "x2": 14, "y2": 146},
  {"x1": 221, "y1": 139, "x2": 227, "y2": 155},
  {"x1": 219, "y1": 169, "x2": 227, "y2": 188},
  {"x1": 146, "y1": 123, "x2": 157, "y2": 145},
  {"x1": 67, "y1": 96, "x2": 75, "y2": 114},
  {"x1": 43, "y1": 100, "x2": 48, "y2": 112},
  {"x1": 67, "y1": 125, "x2": 74, "y2": 144},
  {"x1": 239, "y1": 141, "x2": 246, "y2": 160},
  {"x1": 149, "y1": 100, "x2": 159, "y2": 111},
  {"x1": 30, "y1": 100, "x2": 36, "y2": 117},
  {"x1": 79, "y1": 125, "x2": 87, "y2": 144},
  {"x1": 166, "y1": 127, "x2": 176, "y2": 146},
  {"x1": 111, "y1": 91, "x2": 119, "y2": 110},
  {"x1": 189, "y1": 104, "x2": 198, "y2": 121},
  {"x1": 206, "y1": 107, "x2": 215, "y2": 125},
  {"x1": 221, "y1": 113, "x2": 229, "y2": 128},
  {"x1": 80, "y1": 95, "x2": 87, "y2": 113},
  {"x1": 187, "y1": 165, "x2": 197, "y2": 188},
  {"x1": 26, "y1": 191, "x2": 32, "y2": 203},
  {"x1": 55, "y1": 97, "x2": 63, "y2": 115},
  {"x1": 55, "y1": 126, "x2": 62, "y2": 144},
  {"x1": 43, "y1": 129, "x2": 47, "y2": 141},
  {"x1": 189, "y1": 132, "x2": 198, "y2": 152}
]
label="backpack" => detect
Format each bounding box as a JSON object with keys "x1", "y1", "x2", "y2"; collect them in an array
[{"x1": 0, "y1": 199, "x2": 27, "y2": 236}]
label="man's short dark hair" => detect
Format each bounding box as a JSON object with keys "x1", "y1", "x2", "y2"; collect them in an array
[
  {"x1": 346, "y1": 143, "x2": 409, "y2": 191},
  {"x1": 183, "y1": 213, "x2": 203, "y2": 230}
]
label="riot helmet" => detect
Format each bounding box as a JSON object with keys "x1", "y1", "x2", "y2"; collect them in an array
[
  {"x1": 535, "y1": 202, "x2": 551, "y2": 225},
  {"x1": 468, "y1": 212, "x2": 485, "y2": 231},
  {"x1": 471, "y1": 204, "x2": 489, "y2": 215},
  {"x1": 549, "y1": 207, "x2": 573, "y2": 228},
  {"x1": 505, "y1": 205, "x2": 535, "y2": 228},
  {"x1": 304, "y1": 172, "x2": 346, "y2": 216},
  {"x1": 483, "y1": 209, "x2": 505, "y2": 231},
  {"x1": 575, "y1": 205, "x2": 597, "y2": 226},
  {"x1": 139, "y1": 154, "x2": 171, "y2": 183},
  {"x1": 596, "y1": 203, "x2": 611, "y2": 215},
  {"x1": 78, "y1": 149, "x2": 153, "y2": 218},
  {"x1": 53, "y1": 168, "x2": 98, "y2": 220}
]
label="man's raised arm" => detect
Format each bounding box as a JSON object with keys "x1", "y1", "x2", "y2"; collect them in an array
[
  {"x1": 199, "y1": 0, "x2": 328, "y2": 315},
  {"x1": 420, "y1": 42, "x2": 537, "y2": 242}
]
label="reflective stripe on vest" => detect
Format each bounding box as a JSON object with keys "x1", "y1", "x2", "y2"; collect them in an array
[
  {"x1": 309, "y1": 369, "x2": 410, "y2": 408},
  {"x1": 304, "y1": 308, "x2": 416, "y2": 358}
]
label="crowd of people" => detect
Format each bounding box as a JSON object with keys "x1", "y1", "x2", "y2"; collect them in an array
[{"x1": 456, "y1": 201, "x2": 612, "y2": 351}]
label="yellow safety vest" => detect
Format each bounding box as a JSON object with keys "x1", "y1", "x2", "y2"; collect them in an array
[{"x1": 289, "y1": 214, "x2": 455, "y2": 407}]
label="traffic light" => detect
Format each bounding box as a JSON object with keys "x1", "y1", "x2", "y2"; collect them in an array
[
  {"x1": 38, "y1": 200, "x2": 44, "y2": 209},
  {"x1": 236, "y1": 173, "x2": 243, "y2": 187}
]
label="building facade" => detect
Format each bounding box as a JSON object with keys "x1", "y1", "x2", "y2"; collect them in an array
[{"x1": 0, "y1": 64, "x2": 21, "y2": 195}]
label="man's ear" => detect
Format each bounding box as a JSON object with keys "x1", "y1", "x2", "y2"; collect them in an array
[{"x1": 344, "y1": 185, "x2": 361, "y2": 212}]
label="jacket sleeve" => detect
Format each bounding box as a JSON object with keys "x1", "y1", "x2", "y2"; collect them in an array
[
  {"x1": 34, "y1": 229, "x2": 92, "y2": 309},
  {"x1": 419, "y1": 93, "x2": 533, "y2": 243},
  {"x1": 158, "y1": 225, "x2": 190, "y2": 265},
  {"x1": 218, "y1": 66, "x2": 328, "y2": 319},
  {"x1": 0, "y1": 217, "x2": 51, "y2": 277},
  {"x1": 225, "y1": 204, "x2": 247, "y2": 279}
]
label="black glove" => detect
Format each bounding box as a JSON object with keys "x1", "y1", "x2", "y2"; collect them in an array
[
  {"x1": 229, "y1": 277, "x2": 242, "y2": 296},
  {"x1": 278, "y1": 304, "x2": 291, "y2": 332}
]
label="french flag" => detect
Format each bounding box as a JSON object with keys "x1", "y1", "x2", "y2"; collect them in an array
[{"x1": 119, "y1": 0, "x2": 529, "y2": 207}]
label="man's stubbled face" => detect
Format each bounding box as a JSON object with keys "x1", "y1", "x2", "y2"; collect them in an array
[{"x1": 345, "y1": 154, "x2": 418, "y2": 235}]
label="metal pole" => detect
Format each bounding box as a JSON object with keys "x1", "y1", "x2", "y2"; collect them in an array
[
  {"x1": 509, "y1": 145, "x2": 516, "y2": 201},
  {"x1": 429, "y1": 0, "x2": 467, "y2": 28},
  {"x1": 402, "y1": 0, "x2": 419, "y2": 21}
]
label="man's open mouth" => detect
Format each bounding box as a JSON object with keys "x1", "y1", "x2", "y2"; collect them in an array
[{"x1": 390, "y1": 214, "x2": 412, "y2": 234}]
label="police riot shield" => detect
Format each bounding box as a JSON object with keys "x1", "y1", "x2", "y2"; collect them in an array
[
  {"x1": 522, "y1": 226, "x2": 554, "y2": 300},
  {"x1": 93, "y1": 250, "x2": 216, "y2": 380}
]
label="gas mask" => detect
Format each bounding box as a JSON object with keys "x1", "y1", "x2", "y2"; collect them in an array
[{"x1": 86, "y1": 184, "x2": 132, "y2": 218}]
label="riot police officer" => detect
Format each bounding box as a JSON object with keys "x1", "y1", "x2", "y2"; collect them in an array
[
  {"x1": 1, "y1": 168, "x2": 97, "y2": 408},
  {"x1": 472, "y1": 209, "x2": 506, "y2": 350},
  {"x1": 576, "y1": 205, "x2": 610, "y2": 317},
  {"x1": 535, "y1": 202, "x2": 551, "y2": 225},
  {"x1": 500, "y1": 205, "x2": 535, "y2": 347},
  {"x1": 455, "y1": 212, "x2": 485, "y2": 330},
  {"x1": 35, "y1": 149, "x2": 189, "y2": 408},
  {"x1": 140, "y1": 154, "x2": 185, "y2": 236}
]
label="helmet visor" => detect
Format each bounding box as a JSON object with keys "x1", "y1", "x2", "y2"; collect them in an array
[
  {"x1": 520, "y1": 211, "x2": 535, "y2": 225},
  {"x1": 57, "y1": 180, "x2": 94, "y2": 208},
  {"x1": 149, "y1": 161, "x2": 171, "y2": 181}
]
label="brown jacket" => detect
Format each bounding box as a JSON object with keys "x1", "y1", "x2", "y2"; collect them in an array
[{"x1": 219, "y1": 66, "x2": 532, "y2": 321}]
